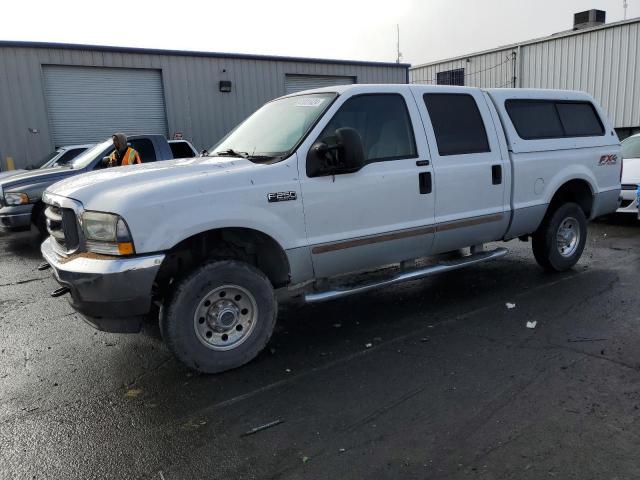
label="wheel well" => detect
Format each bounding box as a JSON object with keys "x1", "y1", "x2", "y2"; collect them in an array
[
  {"x1": 549, "y1": 180, "x2": 594, "y2": 218},
  {"x1": 155, "y1": 228, "x2": 290, "y2": 294}
]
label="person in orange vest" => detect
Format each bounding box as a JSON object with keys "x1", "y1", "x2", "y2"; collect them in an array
[{"x1": 106, "y1": 133, "x2": 141, "y2": 167}]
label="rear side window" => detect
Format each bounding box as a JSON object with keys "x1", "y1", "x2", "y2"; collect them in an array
[
  {"x1": 169, "y1": 141, "x2": 196, "y2": 159},
  {"x1": 128, "y1": 139, "x2": 157, "y2": 162},
  {"x1": 423, "y1": 93, "x2": 490, "y2": 156},
  {"x1": 318, "y1": 94, "x2": 417, "y2": 163},
  {"x1": 505, "y1": 100, "x2": 604, "y2": 140}
]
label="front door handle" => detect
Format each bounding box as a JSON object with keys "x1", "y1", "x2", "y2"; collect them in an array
[
  {"x1": 419, "y1": 172, "x2": 432, "y2": 194},
  {"x1": 492, "y1": 165, "x2": 502, "y2": 185}
]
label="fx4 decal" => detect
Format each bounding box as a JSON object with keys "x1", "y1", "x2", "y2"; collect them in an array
[
  {"x1": 598, "y1": 154, "x2": 618, "y2": 166},
  {"x1": 268, "y1": 191, "x2": 297, "y2": 203}
]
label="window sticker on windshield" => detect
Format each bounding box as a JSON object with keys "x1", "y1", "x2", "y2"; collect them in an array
[{"x1": 295, "y1": 97, "x2": 326, "y2": 107}]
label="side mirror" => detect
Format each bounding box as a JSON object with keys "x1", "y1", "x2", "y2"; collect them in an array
[{"x1": 306, "y1": 127, "x2": 365, "y2": 177}]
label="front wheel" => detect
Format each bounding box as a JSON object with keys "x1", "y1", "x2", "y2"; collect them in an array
[
  {"x1": 532, "y1": 202, "x2": 587, "y2": 272},
  {"x1": 161, "y1": 260, "x2": 277, "y2": 373}
]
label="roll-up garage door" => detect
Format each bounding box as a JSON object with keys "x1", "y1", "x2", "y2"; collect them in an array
[
  {"x1": 43, "y1": 66, "x2": 167, "y2": 147},
  {"x1": 284, "y1": 74, "x2": 355, "y2": 95}
]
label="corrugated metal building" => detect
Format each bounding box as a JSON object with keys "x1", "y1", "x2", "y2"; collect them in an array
[
  {"x1": 410, "y1": 15, "x2": 640, "y2": 139},
  {"x1": 0, "y1": 41, "x2": 409, "y2": 170}
]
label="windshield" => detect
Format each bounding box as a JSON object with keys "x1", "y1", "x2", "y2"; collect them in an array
[
  {"x1": 208, "y1": 93, "x2": 337, "y2": 161},
  {"x1": 68, "y1": 139, "x2": 113, "y2": 169},
  {"x1": 622, "y1": 135, "x2": 640, "y2": 159},
  {"x1": 28, "y1": 150, "x2": 59, "y2": 170}
]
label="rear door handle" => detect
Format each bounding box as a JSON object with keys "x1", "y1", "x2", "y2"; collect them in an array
[
  {"x1": 419, "y1": 172, "x2": 432, "y2": 194},
  {"x1": 492, "y1": 165, "x2": 502, "y2": 185}
]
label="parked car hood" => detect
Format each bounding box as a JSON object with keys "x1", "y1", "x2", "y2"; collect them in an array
[
  {"x1": 47, "y1": 157, "x2": 259, "y2": 211},
  {"x1": 0, "y1": 170, "x2": 26, "y2": 182},
  {"x1": 623, "y1": 157, "x2": 640, "y2": 184},
  {"x1": 0, "y1": 166, "x2": 77, "y2": 192}
]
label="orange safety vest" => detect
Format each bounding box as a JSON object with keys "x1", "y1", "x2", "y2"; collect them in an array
[{"x1": 108, "y1": 147, "x2": 141, "y2": 167}]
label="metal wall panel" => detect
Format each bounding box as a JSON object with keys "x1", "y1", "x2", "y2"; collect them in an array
[
  {"x1": 0, "y1": 45, "x2": 407, "y2": 169},
  {"x1": 410, "y1": 19, "x2": 640, "y2": 131},
  {"x1": 43, "y1": 65, "x2": 167, "y2": 146},
  {"x1": 284, "y1": 74, "x2": 355, "y2": 94}
]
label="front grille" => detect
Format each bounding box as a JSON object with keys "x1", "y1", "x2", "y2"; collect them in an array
[
  {"x1": 45, "y1": 204, "x2": 80, "y2": 252},
  {"x1": 621, "y1": 184, "x2": 639, "y2": 191}
]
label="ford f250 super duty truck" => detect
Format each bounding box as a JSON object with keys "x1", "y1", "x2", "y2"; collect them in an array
[
  {"x1": 41, "y1": 85, "x2": 621, "y2": 373},
  {"x1": 0, "y1": 135, "x2": 196, "y2": 235}
]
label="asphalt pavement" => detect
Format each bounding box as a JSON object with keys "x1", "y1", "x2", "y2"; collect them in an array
[{"x1": 1, "y1": 217, "x2": 639, "y2": 480}]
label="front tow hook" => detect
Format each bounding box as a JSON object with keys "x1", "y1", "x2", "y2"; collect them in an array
[{"x1": 51, "y1": 287, "x2": 70, "y2": 298}]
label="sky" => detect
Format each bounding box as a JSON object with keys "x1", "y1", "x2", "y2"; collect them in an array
[{"x1": 3, "y1": 0, "x2": 639, "y2": 65}]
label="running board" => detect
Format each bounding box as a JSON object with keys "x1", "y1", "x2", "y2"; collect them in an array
[{"x1": 304, "y1": 247, "x2": 508, "y2": 303}]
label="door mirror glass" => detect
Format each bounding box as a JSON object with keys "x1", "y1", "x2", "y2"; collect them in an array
[{"x1": 307, "y1": 127, "x2": 365, "y2": 177}]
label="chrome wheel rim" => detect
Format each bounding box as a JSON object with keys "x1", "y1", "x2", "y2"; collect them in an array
[
  {"x1": 193, "y1": 285, "x2": 258, "y2": 351},
  {"x1": 556, "y1": 217, "x2": 580, "y2": 257}
]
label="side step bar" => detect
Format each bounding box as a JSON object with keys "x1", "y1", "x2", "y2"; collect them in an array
[{"x1": 305, "y1": 247, "x2": 508, "y2": 303}]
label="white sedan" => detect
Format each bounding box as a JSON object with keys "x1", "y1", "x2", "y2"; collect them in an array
[{"x1": 619, "y1": 133, "x2": 640, "y2": 215}]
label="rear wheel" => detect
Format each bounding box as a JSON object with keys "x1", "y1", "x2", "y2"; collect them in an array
[
  {"x1": 532, "y1": 202, "x2": 587, "y2": 272},
  {"x1": 32, "y1": 203, "x2": 47, "y2": 237},
  {"x1": 161, "y1": 260, "x2": 277, "y2": 373}
]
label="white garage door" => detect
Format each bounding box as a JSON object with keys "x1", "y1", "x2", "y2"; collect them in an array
[
  {"x1": 285, "y1": 74, "x2": 355, "y2": 95},
  {"x1": 43, "y1": 66, "x2": 167, "y2": 147}
]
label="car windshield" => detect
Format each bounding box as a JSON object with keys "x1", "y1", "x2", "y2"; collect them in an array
[
  {"x1": 68, "y1": 139, "x2": 113, "y2": 169},
  {"x1": 622, "y1": 135, "x2": 640, "y2": 159},
  {"x1": 208, "y1": 93, "x2": 337, "y2": 161},
  {"x1": 29, "y1": 150, "x2": 59, "y2": 169}
]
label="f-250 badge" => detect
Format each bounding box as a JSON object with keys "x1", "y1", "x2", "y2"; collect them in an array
[
  {"x1": 598, "y1": 154, "x2": 618, "y2": 166},
  {"x1": 268, "y1": 191, "x2": 297, "y2": 203}
]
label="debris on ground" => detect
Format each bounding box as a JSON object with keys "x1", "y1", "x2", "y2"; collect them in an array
[
  {"x1": 241, "y1": 419, "x2": 284, "y2": 437},
  {"x1": 339, "y1": 448, "x2": 346, "y2": 453},
  {"x1": 302, "y1": 456, "x2": 310, "y2": 463},
  {"x1": 420, "y1": 337, "x2": 429, "y2": 342},
  {"x1": 506, "y1": 302, "x2": 516, "y2": 309},
  {"x1": 526, "y1": 321, "x2": 537, "y2": 329},
  {"x1": 125, "y1": 388, "x2": 142, "y2": 398},
  {"x1": 333, "y1": 323, "x2": 342, "y2": 328},
  {"x1": 285, "y1": 368, "x2": 291, "y2": 373},
  {"x1": 365, "y1": 343, "x2": 373, "y2": 349},
  {"x1": 567, "y1": 337, "x2": 607, "y2": 343}
]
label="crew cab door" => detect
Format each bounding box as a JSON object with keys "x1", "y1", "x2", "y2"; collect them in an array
[
  {"x1": 413, "y1": 87, "x2": 509, "y2": 253},
  {"x1": 298, "y1": 87, "x2": 435, "y2": 278}
]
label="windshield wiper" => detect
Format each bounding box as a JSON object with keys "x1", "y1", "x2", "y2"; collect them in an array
[{"x1": 213, "y1": 149, "x2": 248, "y2": 158}]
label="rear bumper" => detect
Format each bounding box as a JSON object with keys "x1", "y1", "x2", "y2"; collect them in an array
[{"x1": 41, "y1": 237, "x2": 165, "y2": 333}]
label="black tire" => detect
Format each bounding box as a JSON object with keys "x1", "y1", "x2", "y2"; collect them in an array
[
  {"x1": 32, "y1": 204, "x2": 47, "y2": 238},
  {"x1": 161, "y1": 260, "x2": 277, "y2": 373},
  {"x1": 532, "y1": 202, "x2": 587, "y2": 272}
]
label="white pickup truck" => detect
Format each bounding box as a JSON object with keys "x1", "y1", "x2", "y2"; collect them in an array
[{"x1": 41, "y1": 84, "x2": 621, "y2": 373}]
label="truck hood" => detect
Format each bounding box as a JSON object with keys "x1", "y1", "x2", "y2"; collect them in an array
[
  {"x1": 623, "y1": 157, "x2": 640, "y2": 184},
  {"x1": 0, "y1": 166, "x2": 77, "y2": 192},
  {"x1": 47, "y1": 157, "x2": 259, "y2": 210}
]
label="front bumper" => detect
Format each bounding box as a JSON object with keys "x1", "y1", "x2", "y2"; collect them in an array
[
  {"x1": 617, "y1": 187, "x2": 639, "y2": 215},
  {"x1": 41, "y1": 237, "x2": 165, "y2": 333},
  {"x1": 0, "y1": 205, "x2": 33, "y2": 231}
]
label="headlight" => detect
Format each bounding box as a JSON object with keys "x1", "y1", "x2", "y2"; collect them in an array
[
  {"x1": 4, "y1": 192, "x2": 29, "y2": 205},
  {"x1": 81, "y1": 211, "x2": 135, "y2": 255}
]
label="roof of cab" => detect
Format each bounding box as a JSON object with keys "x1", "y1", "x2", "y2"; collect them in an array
[{"x1": 285, "y1": 83, "x2": 598, "y2": 101}]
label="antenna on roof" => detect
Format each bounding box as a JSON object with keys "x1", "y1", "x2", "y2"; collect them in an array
[
  {"x1": 396, "y1": 24, "x2": 403, "y2": 64},
  {"x1": 624, "y1": 0, "x2": 628, "y2": 19}
]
